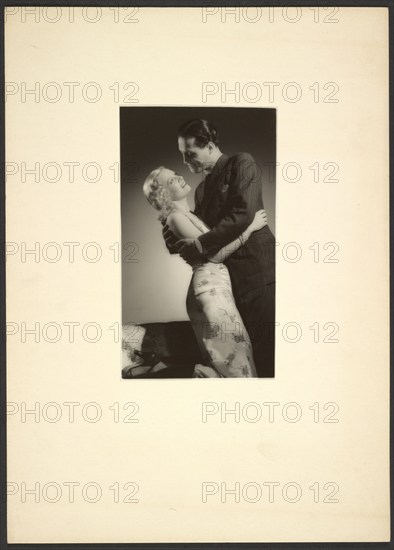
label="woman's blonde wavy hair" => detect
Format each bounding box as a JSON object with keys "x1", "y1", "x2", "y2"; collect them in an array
[{"x1": 142, "y1": 166, "x2": 176, "y2": 223}]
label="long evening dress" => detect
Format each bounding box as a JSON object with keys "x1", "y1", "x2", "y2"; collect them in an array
[{"x1": 181, "y1": 211, "x2": 257, "y2": 378}]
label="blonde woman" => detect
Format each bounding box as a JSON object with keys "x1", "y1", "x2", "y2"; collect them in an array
[{"x1": 143, "y1": 166, "x2": 267, "y2": 378}]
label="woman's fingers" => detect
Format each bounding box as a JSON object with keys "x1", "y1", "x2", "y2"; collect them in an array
[
  {"x1": 253, "y1": 210, "x2": 268, "y2": 228},
  {"x1": 259, "y1": 211, "x2": 267, "y2": 221}
]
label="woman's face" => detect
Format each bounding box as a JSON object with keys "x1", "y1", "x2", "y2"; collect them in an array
[{"x1": 157, "y1": 168, "x2": 191, "y2": 201}]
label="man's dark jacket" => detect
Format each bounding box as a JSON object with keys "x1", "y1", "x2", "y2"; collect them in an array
[{"x1": 194, "y1": 152, "x2": 275, "y2": 299}]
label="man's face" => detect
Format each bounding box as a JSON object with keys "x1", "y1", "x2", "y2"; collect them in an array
[{"x1": 178, "y1": 136, "x2": 211, "y2": 174}]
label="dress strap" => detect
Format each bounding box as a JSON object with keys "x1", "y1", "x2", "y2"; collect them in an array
[{"x1": 183, "y1": 211, "x2": 210, "y2": 235}]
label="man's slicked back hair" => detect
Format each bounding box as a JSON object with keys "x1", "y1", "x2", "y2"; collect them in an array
[{"x1": 177, "y1": 119, "x2": 219, "y2": 148}]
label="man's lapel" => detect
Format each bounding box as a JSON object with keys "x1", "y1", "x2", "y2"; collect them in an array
[{"x1": 201, "y1": 154, "x2": 229, "y2": 208}]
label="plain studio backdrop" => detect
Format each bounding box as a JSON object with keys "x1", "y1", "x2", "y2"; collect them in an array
[{"x1": 121, "y1": 106, "x2": 276, "y2": 324}]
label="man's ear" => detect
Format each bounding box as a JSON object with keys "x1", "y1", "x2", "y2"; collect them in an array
[{"x1": 207, "y1": 141, "x2": 215, "y2": 153}]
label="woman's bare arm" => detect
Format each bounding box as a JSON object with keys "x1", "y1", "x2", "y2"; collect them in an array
[
  {"x1": 207, "y1": 209, "x2": 267, "y2": 263},
  {"x1": 167, "y1": 209, "x2": 267, "y2": 263}
]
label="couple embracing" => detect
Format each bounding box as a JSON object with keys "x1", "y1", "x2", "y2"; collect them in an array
[{"x1": 143, "y1": 119, "x2": 275, "y2": 378}]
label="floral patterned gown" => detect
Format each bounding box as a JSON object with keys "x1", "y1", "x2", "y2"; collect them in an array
[{"x1": 182, "y1": 211, "x2": 257, "y2": 378}]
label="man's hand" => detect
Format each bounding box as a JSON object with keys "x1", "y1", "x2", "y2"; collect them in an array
[
  {"x1": 178, "y1": 238, "x2": 203, "y2": 264},
  {"x1": 161, "y1": 220, "x2": 180, "y2": 254}
]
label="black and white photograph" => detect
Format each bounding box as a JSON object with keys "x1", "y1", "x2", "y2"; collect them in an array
[
  {"x1": 121, "y1": 107, "x2": 276, "y2": 378},
  {"x1": 3, "y1": 4, "x2": 390, "y2": 545}
]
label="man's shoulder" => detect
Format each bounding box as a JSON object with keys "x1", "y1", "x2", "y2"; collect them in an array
[
  {"x1": 225, "y1": 152, "x2": 258, "y2": 180},
  {"x1": 229, "y1": 152, "x2": 256, "y2": 165}
]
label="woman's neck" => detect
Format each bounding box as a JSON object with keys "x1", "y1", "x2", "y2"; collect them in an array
[{"x1": 171, "y1": 198, "x2": 190, "y2": 213}]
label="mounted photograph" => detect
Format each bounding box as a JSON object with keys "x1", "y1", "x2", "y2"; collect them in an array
[{"x1": 121, "y1": 107, "x2": 276, "y2": 379}]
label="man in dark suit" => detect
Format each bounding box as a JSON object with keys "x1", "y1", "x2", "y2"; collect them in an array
[{"x1": 163, "y1": 119, "x2": 275, "y2": 377}]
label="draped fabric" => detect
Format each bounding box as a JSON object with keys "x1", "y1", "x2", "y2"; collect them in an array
[{"x1": 183, "y1": 211, "x2": 257, "y2": 378}]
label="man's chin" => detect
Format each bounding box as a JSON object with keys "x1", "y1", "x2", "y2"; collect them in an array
[{"x1": 188, "y1": 165, "x2": 202, "y2": 174}]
